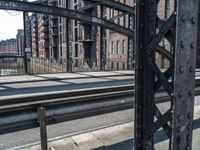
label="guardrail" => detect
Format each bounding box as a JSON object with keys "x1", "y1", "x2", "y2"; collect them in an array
[
  {"x1": 1, "y1": 81, "x2": 200, "y2": 149},
  {"x1": 1, "y1": 81, "x2": 200, "y2": 134}
]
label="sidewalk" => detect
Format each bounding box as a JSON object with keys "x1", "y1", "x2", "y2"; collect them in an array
[
  {"x1": 0, "y1": 71, "x2": 134, "y2": 99},
  {"x1": 0, "y1": 71, "x2": 134, "y2": 84}
]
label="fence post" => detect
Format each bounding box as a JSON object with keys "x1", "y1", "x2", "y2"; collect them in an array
[
  {"x1": 25, "y1": 48, "x2": 31, "y2": 74},
  {"x1": 37, "y1": 107, "x2": 48, "y2": 150}
]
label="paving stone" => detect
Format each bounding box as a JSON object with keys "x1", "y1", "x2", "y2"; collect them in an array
[
  {"x1": 92, "y1": 122, "x2": 133, "y2": 146},
  {"x1": 72, "y1": 132, "x2": 104, "y2": 150},
  {"x1": 20, "y1": 145, "x2": 41, "y2": 150},
  {"x1": 48, "y1": 138, "x2": 80, "y2": 150}
]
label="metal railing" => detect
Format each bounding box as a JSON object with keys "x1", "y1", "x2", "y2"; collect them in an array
[
  {"x1": 0, "y1": 56, "x2": 131, "y2": 75},
  {"x1": 1, "y1": 82, "x2": 200, "y2": 148},
  {"x1": 30, "y1": 57, "x2": 131, "y2": 74},
  {"x1": 0, "y1": 56, "x2": 25, "y2": 76}
]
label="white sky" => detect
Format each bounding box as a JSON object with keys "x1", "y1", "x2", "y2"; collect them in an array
[
  {"x1": 0, "y1": 10, "x2": 23, "y2": 40},
  {"x1": 0, "y1": 0, "x2": 36, "y2": 40}
]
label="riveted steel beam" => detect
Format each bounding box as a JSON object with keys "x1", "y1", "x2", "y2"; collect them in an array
[
  {"x1": 0, "y1": 0, "x2": 133, "y2": 37},
  {"x1": 171, "y1": 0, "x2": 199, "y2": 149},
  {"x1": 85, "y1": 0, "x2": 134, "y2": 14},
  {"x1": 100, "y1": 5, "x2": 107, "y2": 71},
  {"x1": 134, "y1": 0, "x2": 157, "y2": 149},
  {"x1": 135, "y1": 0, "x2": 199, "y2": 149},
  {"x1": 66, "y1": 0, "x2": 72, "y2": 72}
]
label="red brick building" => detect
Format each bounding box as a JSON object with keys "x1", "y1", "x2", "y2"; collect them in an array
[{"x1": 0, "y1": 39, "x2": 18, "y2": 54}]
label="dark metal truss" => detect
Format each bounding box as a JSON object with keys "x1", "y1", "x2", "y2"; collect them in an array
[
  {"x1": 0, "y1": 0, "x2": 199, "y2": 149},
  {"x1": 85, "y1": 0, "x2": 134, "y2": 14},
  {"x1": 135, "y1": 0, "x2": 199, "y2": 149},
  {"x1": 0, "y1": 0, "x2": 133, "y2": 37}
]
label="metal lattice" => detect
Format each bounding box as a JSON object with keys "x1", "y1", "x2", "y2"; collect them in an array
[{"x1": 134, "y1": 0, "x2": 199, "y2": 149}]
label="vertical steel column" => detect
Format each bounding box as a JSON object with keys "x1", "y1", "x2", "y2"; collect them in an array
[
  {"x1": 38, "y1": 107, "x2": 48, "y2": 150},
  {"x1": 197, "y1": 1, "x2": 200, "y2": 69},
  {"x1": 127, "y1": 10, "x2": 134, "y2": 70},
  {"x1": 23, "y1": 0, "x2": 28, "y2": 74},
  {"x1": 100, "y1": 5, "x2": 106, "y2": 71},
  {"x1": 66, "y1": 0, "x2": 72, "y2": 73},
  {"x1": 134, "y1": 0, "x2": 157, "y2": 149},
  {"x1": 171, "y1": 0, "x2": 199, "y2": 149}
]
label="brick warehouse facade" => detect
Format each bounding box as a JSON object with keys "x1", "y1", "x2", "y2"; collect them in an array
[
  {"x1": 3, "y1": 0, "x2": 199, "y2": 70},
  {"x1": 71, "y1": 0, "x2": 134, "y2": 70},
  {"x1": 26, "y1": 0, "x2": 175, "y2": 70},
  {"x1": 0, "y1": 29, "x2": 24, "y2": 55},
  {"x1": 0, "y1": 39, "x2": 17, "y2": 54}
]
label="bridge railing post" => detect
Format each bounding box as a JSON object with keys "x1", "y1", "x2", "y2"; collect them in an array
[
  {"x1": 25, "y1": 48, "x2": 32, "y2": 75},
  {"x1": 37, "y1": 107, "x2": 48, "y2": 150}
]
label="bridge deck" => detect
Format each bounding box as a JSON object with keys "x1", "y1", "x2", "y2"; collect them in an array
[{"x1": 0, "y1": 71, "x2": 134, "y2": 99}]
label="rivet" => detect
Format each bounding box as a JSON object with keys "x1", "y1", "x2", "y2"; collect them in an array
[
  {"x1": 140, "y1": 2, "x2": 144, "y2": 6},
  {"x1": 187, "y1": 135, "x2": 191, "y2": 141},
  {"x1": 178, "y1": 91, "x2": 183, "y2": 97},
  {"x1": 190, "y1": 66, "x2": 194, "y2": 73},
  {"x1": 191, "y1": 42, "x2": 194, "y2": 49},
  {"x1": 186, "y1": 145, "x2": 191, "y2": 150},
  {"x1": 177, "y1": 115, "x2": 183, "y2": 121},
  {"x1": 191, "y1": 17, "x2": 195, "y2": 24},
  {"x1": 180, "y1": 41, "x2": 185, "y2": 48},
  {"x1": 177, "y1": 127, "x2": 181, "y2": 133},
  {"x1": 187, "y1": 113, "x2": 193, "y2": 119},
  {"x1": 179, "y1": 67, "x2": 184, "y2": 73},
  {"x1": 138, "y1": 134, "x2": 142, "y2": 138},
  {"x1": 160, "y1": 30, "x2": 164, "y2": 33},
  {"x1": 181, "y1": 16, "x2": 186, "y2": 23},
  {"x1": 188, "y1": 90, "x2": 193, "y2": 96},
  {"x1": 147, "y1": 51, "x2": 151, "y2": 56}
]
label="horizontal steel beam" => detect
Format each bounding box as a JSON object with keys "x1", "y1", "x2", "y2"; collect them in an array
[
  {"x1": 85, "y1": 0, "x2": 134, "y2": 14},
  {"x1": 0, "y1": 54, "x2": 24, "y2": 58},
  {"x1": 0, "y1": 0, "x2": 134, "y2": 37}
]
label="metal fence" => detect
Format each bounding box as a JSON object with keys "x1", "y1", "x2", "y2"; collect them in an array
[
  {"x1": 0, "y1": 57, "x2": 132, "y2": 76},
  {"x1": 0, "y1": 56, "x2": 25, "y2": 76},
  {"x1": 30, "y1": 57, "x2": 131, "y2": 74}
]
